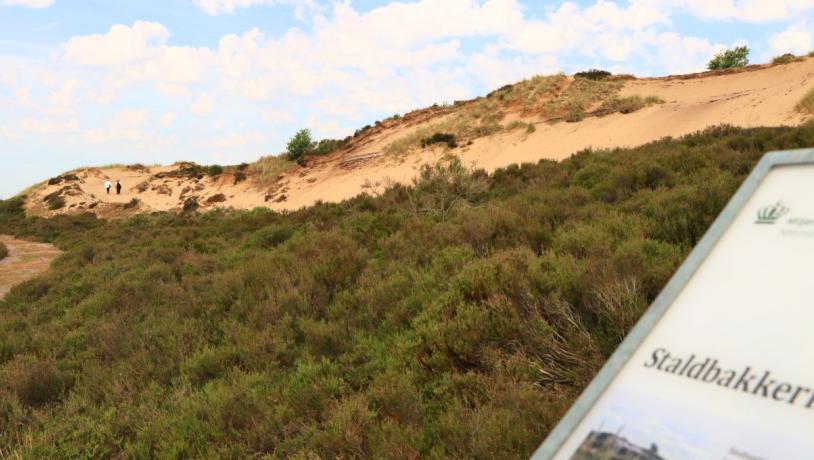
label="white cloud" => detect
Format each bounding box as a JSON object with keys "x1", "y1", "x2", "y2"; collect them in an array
[
  {"x1": 642, "y1": 0, "x2": 814, "y2": 22},
  {"x1": 193, "y1": 0, "x2": 317, "y2": 16},
  {"x1": 1, "y1": 0, "x2": 53, "y2": 8},
  {"x1": 155, "y1": 83, "x2": 190, "y2": 97},
  {"x1": 49, "y1": 79, "x2": 81, "y2": 106},
  {"x1": 62, "y1": 21, "x2": 170, "y2": 66},
  {"x1": 769, "y1": 20, "x2": 812, "y2": 55},
  {"x1": 191, "y1": 94, "x2": 214, "y2": 115},
  {"x1": 13, "y1": 86, "x2": 30, "y2": 104},
  {"x1": 84, "y1": 109, "x2": 150, "y2": 143},
  {"x1": 160, "y1": 112, "x2": 176, "y2": 126}
]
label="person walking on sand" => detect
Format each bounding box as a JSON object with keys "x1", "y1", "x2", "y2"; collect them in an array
[
  {"x1": 104, "y1": 179, "x2": 112, "y2": 195},
  {"x1": 115, "y1": 179, "x2": 122, "y2": 195}
]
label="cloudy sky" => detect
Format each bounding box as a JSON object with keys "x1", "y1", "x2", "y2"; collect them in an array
[{"x1": 1, "y1": 0, "x2": 813, "y2": 198}]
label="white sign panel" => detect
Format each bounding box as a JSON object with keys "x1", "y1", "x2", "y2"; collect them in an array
[{"x1": 534, "y1": 153, "x2": 814, "y2": 460}]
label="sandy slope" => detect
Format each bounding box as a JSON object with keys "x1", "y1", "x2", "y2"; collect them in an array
[
  {"x1": 22, "y1": 58, "x2": 814, "y2": 218},
  {"x1": 0, "y1": 235, "x2": 61, "y2": 299}
]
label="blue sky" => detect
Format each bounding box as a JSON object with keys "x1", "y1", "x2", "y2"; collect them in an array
[{"x1": 1, "y1": 0, "x2": 813, "y2": 198}]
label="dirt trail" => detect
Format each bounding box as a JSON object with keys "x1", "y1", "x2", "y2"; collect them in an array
[{"x1": 0, "y1": 235, "x2": 62, "y2": 299}]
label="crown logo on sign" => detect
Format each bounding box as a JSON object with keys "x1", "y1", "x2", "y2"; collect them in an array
[{"x1": 755, "y1": 201, "x2": 788, "y2": 224}]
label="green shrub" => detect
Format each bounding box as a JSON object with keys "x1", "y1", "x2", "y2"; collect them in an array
[
  {"x1": 206, "y1": 164, "x2": 224, "y2": 176},
  {"x1": 312, "y1": 138, "x2": 346, "y2": 156},
  {"x1": 707, "y1": 46, "x2": 749, "y2": 70},
  {"x1": 772, "y1": 53, "x2": 803, "y2": 65},
  {"x1": 286, "y1": 128, "x2": 313, "y2": 161},
  {"x1": 0, "y1": 242, "x2": 6, "y2": 260}
]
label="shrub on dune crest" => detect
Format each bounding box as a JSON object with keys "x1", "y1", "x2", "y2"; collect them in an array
[
  {"x1": 707, "y1": 46, "x2": 750, "y2": 70},
  {"x1": 772, "y1": 53, "x2": 803, "y2": 65}
]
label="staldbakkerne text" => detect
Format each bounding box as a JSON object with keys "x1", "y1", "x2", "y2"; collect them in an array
[{"x1": 644, "y1": 348, "x2": 814, "y2": 409}]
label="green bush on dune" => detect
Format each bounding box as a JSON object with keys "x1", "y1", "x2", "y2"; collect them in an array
[
  {"x1": 0, "y1": 123, "x2": 813, "y2": 458},
  {"x1": 707, "y1": 46, "x2": 750, "y2": 70}
]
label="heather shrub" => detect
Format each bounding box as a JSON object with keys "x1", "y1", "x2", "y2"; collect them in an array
[{"x1": 0, "y1": 124, "x2": 812, "y2": 457}]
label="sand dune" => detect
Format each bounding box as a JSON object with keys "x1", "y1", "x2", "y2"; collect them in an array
[{"x1": 23, "y1": 58, "x2": 814, "y2": 218}]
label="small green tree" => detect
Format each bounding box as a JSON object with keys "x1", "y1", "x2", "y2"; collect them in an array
[
  {"x1": 286, "y1": 128, "x2": 313, "y2": 162},
  {"x1": 707, "y1": 46, "x2": 750, "y2": 70}
]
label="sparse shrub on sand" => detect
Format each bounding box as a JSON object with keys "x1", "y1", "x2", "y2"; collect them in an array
[
  {"x1": 43, "y1": 191, "x2": 66, "y2": 210},
  {"x1": 809, "y1": 50, "x2": 814, "y2": 57},
  {"x1": 707, "y1": 46, "x2": 750, "y2": 70},
  {"x1": 526, "y1": 122, "x2": 537, "y2": 133},
  {"x1": 0, "y1": 242, "x2": 7, "y2": 260},
  {"x1": 772, "y1": 53, "x2": 804, "y2": 65},
  {"x1": 3, "y1": 124, "x2": 814, "y2": 457},
  {"x1": 597, "y1": 95, "x2": 664, "y2": 116},
  {"x1": 796, "y1": 88, "x2": 814, "y2": 115},
  {"x1": 420, "y1": 132, "x2": 457, "y2": 149},
  {"x1": 182, "y1": 197, "x2": 199, "y2": 212}
]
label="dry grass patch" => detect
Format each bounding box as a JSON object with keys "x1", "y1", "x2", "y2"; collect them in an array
[
  {"x1": 772, "y1": 53, "x2": 804, "y2": 65},
  {"x1": 796, "y1": 88, "x2": 814, "y2": 115},
  {"x1": 247, "y1": 155, "x2": 292, "y2": 187}
]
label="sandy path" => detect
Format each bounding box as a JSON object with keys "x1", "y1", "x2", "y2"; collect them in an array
[{"x1": 0, "y1": 235, "x2": 62, "y2": 299}]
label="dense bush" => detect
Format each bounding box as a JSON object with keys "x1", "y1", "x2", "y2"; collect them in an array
[
  {"x1": 0, "y1": 123, "x2": 813, "y2": 458},
  {"x1": 707, "y1": 46, "x2": 750, "y2": 70},
  {"x1": 286, "y1": 128, "x2": 313, "y2": 161},
  {"x1": 206, "y1": 164, "x2": 224, "y2": 176},
  {"x1": 312, "y1": 138, "x2": 346, "y2": 156},
  {"x1": 420, "y1": 132, "x2": 457, "y2": 149},
  {"x1": 574, "y1": 69, "x2": 611, "y2": 81}
]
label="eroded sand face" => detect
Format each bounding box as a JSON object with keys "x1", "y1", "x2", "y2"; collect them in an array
[
  {"x1": 0, "y1": 235, "x2": 62, "y2": 299},
  {"x1": 22, "y1": 58, "x2": 814, "y2": 218}
]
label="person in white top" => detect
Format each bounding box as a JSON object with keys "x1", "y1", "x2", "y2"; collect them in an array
[{"x1": 104, "y1": 180, "x2": 112, "y2": 195}]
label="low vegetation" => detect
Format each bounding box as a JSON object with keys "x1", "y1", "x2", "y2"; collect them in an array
[
  {"x1": 385, "y1": 73, "x2": 663, "y2": 155},
  {"x1": 1, "y1": 123, "x2": 813, "y2": 457},
  {"x1": 0, "y1": 241, "x2": 7, "y2": 260},
  {"x1": 797, "y1": 88, "x2": 814, "y2": 115},
  {"x1": 574, "y1": 69, "x2": 612, "y2": 81},
  {"x1": 420, "y1": 132, "x2": 457, "y2": 149},
  {"x1": 707, "y1": 46, "x2": 750, "y2": 70},
  {"x1": 247, "y1": 154, "x2": 291, "y2": 187},
  {"x1": 772, "y1": 53, "x2": 804, "y2": 65}
]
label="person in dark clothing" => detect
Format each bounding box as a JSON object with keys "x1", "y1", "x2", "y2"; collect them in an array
[{"x1": 115, "y1": 180, "x2": 122, "y2": 195}]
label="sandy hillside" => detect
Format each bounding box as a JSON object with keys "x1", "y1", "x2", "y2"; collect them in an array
[
  {"x1": 22, "y1": 57, "x2": 814, "y2": 218},
  {"x1": 0, "y1": 235, "x2": 61, "y2": 299}
]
